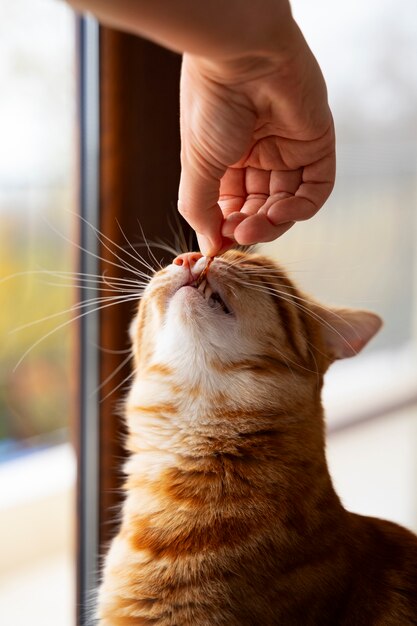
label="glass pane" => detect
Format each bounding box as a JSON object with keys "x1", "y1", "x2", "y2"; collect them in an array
[{"x1": 0, "y1": 1, "x2": 76, "y2": 625}]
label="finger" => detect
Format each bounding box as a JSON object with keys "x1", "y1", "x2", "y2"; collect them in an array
[
  {"x1": 269, "y1": 168, "x2": 302, "y2": 195},
  {"x1": 233, "y1": 213, "x2": 294, "y2": 245},
  {"x1": 197, "y1": 233, "x2": 235, "y2": 257},
  {"x1": 232, "y1": 167, "x2": 271, "y2": 215},
  {"x1": 258, "y1": 191, "x2": 292, "y2": 214},
  {"x1": 219, "y1": 196, "x2": 245, "y2": 217},
  {"x1": 240, "y1": 167, "x2": 270, "y2": 215},
  {"x1": 221, "y1": 211, "x2": 247, "y2": 238},
  {"x1": 245, "y1": 167, "x2": 270, "y2": 195},
  {"x1": 219, "y1": 167, "x2": 245, "y2": 197},
  {"x1": 217, "y1": 235, "x2": 236, "y2": 255},
  {"x1": 265, "y1": 153, "x2": 335, "y2": 224},
  {"x1": 240, "y1": 195, "x2": 268, "y2": 216},
  {"x1": 219, "y1": 168, "x2": 246, "y2": 217},
  {"x1": 266, "y1": 194, "x2": 318, "y2": 224},
  {"x1": 178, "y1": 164, "x2": 224, "y2": 256},
  {"x1": 220, "y1": 167, "x2": 270, "y2": 218},
  {"x1": 266, "y1": 180, "x2": 333, "y2": 224}
]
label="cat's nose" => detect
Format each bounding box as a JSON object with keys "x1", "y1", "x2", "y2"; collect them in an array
[{"x1": 172, "y1": 252, "x2": 202, "y2": 269}]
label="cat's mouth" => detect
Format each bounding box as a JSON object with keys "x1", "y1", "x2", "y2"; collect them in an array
[{"x1": 190, "y1": 277, "x2": 231, "y2": 314}]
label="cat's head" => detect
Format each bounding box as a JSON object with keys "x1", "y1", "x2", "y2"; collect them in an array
[{"x1": 129, "y1": 250, "x2": 381, "y2": 415}]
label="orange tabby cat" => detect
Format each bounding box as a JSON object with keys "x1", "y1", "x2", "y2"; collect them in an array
[{"x1": 97, "y1": 250, "x2": 417, "y2": 625}]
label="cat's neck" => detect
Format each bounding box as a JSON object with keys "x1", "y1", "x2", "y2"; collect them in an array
[{"x1": 124, "y1": 377, "x2": 346, "y2": 554}]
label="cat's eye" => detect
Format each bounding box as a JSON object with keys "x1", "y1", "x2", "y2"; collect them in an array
[{"x1": 209, "y1": 291, "x2": 231, "y2": 314}]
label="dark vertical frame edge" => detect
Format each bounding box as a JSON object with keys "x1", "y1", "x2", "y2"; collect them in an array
[{"x1": 77, "y1": 14, "x2": 100, "y2": 626}]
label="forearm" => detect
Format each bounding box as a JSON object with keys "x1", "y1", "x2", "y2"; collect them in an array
[{"x1": 67, "y1": 0, "x2": 296, "y2": 60}]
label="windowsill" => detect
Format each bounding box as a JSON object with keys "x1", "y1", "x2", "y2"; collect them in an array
[
  {"x1": 0, "y1": 554, "x2": 74, "y2": 626},
  {"x1": 0, "y1": 443, "x2": 75, "y2": 575},
  {"x1": 324, "y1": 343, "x2": 417, "y2": 433}
]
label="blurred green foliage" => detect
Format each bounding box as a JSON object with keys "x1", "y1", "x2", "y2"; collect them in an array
[{"x1": 0, "y1": 211, "x2": 73, "y2": 451}]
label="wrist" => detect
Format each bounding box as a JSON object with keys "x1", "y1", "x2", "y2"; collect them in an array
[
  {"x1": 184, "y1": 18, "x2": 331, "y2": 140},
  {"x1": 188, "y1": 12, "x2": 308, "y2": 86}
]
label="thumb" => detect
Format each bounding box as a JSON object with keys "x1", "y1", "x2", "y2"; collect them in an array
[{"x1": 178, "y1": 161, "x2": 224, "y2": 257}]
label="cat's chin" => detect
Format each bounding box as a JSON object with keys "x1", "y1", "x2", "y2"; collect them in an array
[{"x1": 172, "y1": 284, "x2": 206, "y2": 308}]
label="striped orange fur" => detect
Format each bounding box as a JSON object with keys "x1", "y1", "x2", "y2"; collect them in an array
[{"x1": 97, "y1": 251, "x2": 417, "y2": 625}]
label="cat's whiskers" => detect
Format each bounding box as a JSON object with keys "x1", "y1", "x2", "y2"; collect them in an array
[
  {"x1": 76, "y1": 211, "x2": 159, "y2": 276},
  {"x1": 233, "y1": 278, "x2": 358, "y2": 356},
  {"x1": 10, "y1": 216, "x2": 166, "y2": 402},
  {"x1": 13, "y1": 293, "x2": 142, "y2": 372},
  {"x1": 100, "y1": 269, "x2": 148, "y2": 293},
  {"x1": 167, "y1": 211, "x2": 193, "y2": 255},
  {"x1": 121, "y1": 220, "x2": 162, "y2": 273},
  {"x1": 95, "y1": 345, "x2": 132, "y2": 355},
  {"x1": 223, "y1": 259, "x2": 319, "y2": 284},
  {"x1": 265, "y1": 286, "x2": 359, "y2": 343},
  {"x1": 149, "y1": 240, "x2": 181, "y2": 258},
  {"x1": 43, "y1": 280, "x2": 140, "y2": 294},
  {"x1": 11, "y1": 292, "x2": 143, "y2": 334},
  {"x1": 270, "y1": 291, "x2": 356, "y2": 354},
  {"x1": 1, "y1": 268, "x2": 147, "y2": 287},
  {"x1": 223, "y1": 264, "x2": 305, "y2": 292},
  {"x1": 41, "y1": 271, "x2": 145, "y2": 292},
  {"x1": 228, "y1": 283, "x2": 238, "y2": 300},
  {"x1": 100, "y1": 367, "x2": 136, "y2": 403},
  {"x1": 92, "y1": 351, "x2": 134, "y2": 400},
  {"x1": 43, "y1": 216, "x2": 154, "y2": 280},
  {"x1": 225, "y1": 276, "x2": 319, "y2": 377},
  {"x1": 223, "y1": 273, "x2": 339, "y2": 367},
  {"x1": 44, "y1": 269, "x2": 146, "y2": 285},
  {"x1": 225, "y1": 265, "x2": 361, "y2": 346},
  {"x1": 224, "y1": 258, "x2": 276, "y2": 271},
  {"x1": 90, "y1": 223, "x2": 152, "y2": 277},
  {"x1": 136, "y1": 220, "x2": 164, "y2": 272},
  {"x1": 224, "y1": 254, "x2": 318, "y2": 270}
]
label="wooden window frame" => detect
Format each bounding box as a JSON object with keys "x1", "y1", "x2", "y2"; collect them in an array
[{"x1": 76, "y1": 17, "x2": 194, "y2": 625}]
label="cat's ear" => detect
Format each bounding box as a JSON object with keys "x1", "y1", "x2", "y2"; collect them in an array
[{"x1": 310, "y1": 304, "x2": 383, "y2": 360}]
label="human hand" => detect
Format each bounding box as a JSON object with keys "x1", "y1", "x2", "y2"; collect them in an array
[{"x1": 178, "y1": 23, "x2": 335, "y2": 257}]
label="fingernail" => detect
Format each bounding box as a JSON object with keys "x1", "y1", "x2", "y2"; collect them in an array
[{"x1": 197, "y1": 234, "x2": 217, "y2": 257}]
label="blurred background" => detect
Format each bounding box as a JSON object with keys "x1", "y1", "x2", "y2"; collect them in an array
[
  {"x1": 0, "y1": 1, "x2": 76, "y2": 625},
  {"x1": 0, "y1": 0, "x2": 416, "y2": 624}
]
